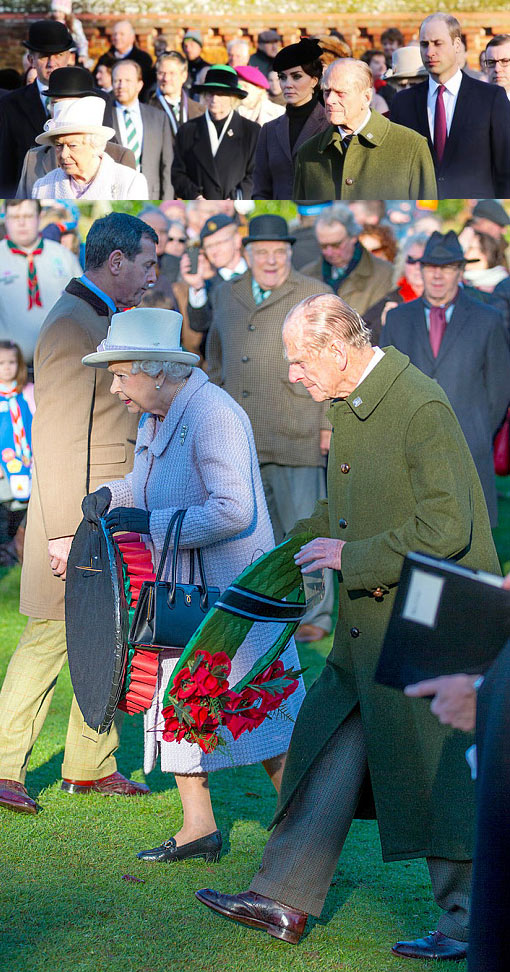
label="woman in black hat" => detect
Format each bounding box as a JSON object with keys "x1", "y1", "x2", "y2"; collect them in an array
[
  {"x1": 253, "y1": 38, "x2": 329, "y2": 199},
  {"x1": 171, "y1": 65, "x2": 261, "y2": 199}
]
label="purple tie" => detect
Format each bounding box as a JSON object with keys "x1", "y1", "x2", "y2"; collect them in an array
[
  {"x1": 429, "y1": 305, "x2": 447, "y2": 357},
  {"x1": 433, "y1": 84, "x2": 447, "y2": 163}
]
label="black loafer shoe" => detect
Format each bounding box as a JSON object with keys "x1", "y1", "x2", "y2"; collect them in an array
[
  {"x1": 137, "y1": 830, "x2": 222, "y2": 863},
  {"x1": 391, "y1": 930, "x2": 468, "y2": 960}
]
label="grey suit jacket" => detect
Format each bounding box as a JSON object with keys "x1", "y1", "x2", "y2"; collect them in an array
[
  {"x1": 16, "y1": 142, "x2": 136, "y2": 198},
  {"x1": 383, "y1": 289, "x2": 510, "y2": 525},
  {"x1": 106, "y1": 98, "x2": 174, "y2": 199}
]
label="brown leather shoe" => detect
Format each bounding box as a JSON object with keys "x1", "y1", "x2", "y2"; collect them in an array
[
  {"x1": 295, "y1": 624, "x2": 328, "y2": 643},
  {"x1": 0, "y1": 779, "x2": 38, "y2": 814},
  {"x1": 391, "y1": 931, "x2": 468, "y2": 960},
  {"x1": 195, "y1": 888, "x2": 307, "y2": 944},
  {"x1": 60, "y1": 771, "x2": 150, "y2": 796}
]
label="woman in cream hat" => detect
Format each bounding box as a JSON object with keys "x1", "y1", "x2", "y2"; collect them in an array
[
  {"x1": 31, "y1": 96, "x2": 148, "y2": 199},
  {"x1": 81, "y1": 308, "x2": 305, "y2": 865}
]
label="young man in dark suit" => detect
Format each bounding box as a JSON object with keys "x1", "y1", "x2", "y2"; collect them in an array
[
  {"x1": 390, "y1": 13, "x2": 510, "y2": 198},
  {"x1": 0, "y1": 19, "x2": 75, "y2": 196}
]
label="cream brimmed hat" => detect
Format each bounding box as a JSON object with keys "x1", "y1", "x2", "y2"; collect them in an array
[
  {"x1": 82, "y1": 309, "x2": 200, "y2": 368},
  {"x1": 35, "y1": 95, "x2": 116, "y2": 145},
  {"x1": 388, "y1": 46, "x2": 427, "y2": 82}
]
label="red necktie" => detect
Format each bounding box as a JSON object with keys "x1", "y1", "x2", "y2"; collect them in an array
[
  {"x1": 433, "y1": 84, "x2": 447, "y2": 164},
  {"x1": 429, "y1": 305, "x2": 447, "y2": 357}
]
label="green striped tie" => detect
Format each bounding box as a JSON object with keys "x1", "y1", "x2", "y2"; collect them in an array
[{"x1": 123, "y1": 108, "x2": 141, "y2": 168}]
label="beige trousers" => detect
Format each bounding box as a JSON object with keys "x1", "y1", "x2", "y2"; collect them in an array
[{"x1": 0, "y1": 617, "x2": 121, "y2": 783}]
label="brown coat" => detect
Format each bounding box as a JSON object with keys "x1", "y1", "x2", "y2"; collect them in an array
[
  {"x1": 20, "y1": 281, "x2": 138, "y2": 621},
  {"x1": 206, "y1": 268, "x2": 332, "y2": 466},
  {"x1": 301, "y1": 244, "x2": 393, "y2": 317}
]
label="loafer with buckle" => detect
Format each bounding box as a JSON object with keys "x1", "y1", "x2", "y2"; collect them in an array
[
  {"x1": 61, "y1": 771, "x2": 150, "y2": 796},
  {"x1": 195, "y1": 888, "x2": 307, "y2": 944},
  {"x1": 137, "y1": 830, "x2": 222, "y2": 863},
  {"x1": 391, "y1": 930, "x2": 468, "y2": 960},
  {"x1": 0, "y1": 779, "x2": 38, "y2": 814}
]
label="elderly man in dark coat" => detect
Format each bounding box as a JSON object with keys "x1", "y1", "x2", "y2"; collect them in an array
[
  {"x1": 383, "y1": 230, "x2": 510, "y2": 527},
  {"x1": 196, "y1": 292, "x2": 500, "y2": 961}
]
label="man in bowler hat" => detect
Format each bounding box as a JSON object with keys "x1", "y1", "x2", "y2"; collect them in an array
[{"x1": 0, "y1": 20, "x2": 75, "y2": 196}]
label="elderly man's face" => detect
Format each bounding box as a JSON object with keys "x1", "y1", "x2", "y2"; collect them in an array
[
  {"x1": 29, "y1": 49, "x2": 73, "y2": 83},
  {"x1": 419, "y1": 18, "x2": 461, "y2": 81},
  {"x1": 245, "y1": 240, "x2": 291, "y2": 291},
  {"x1": 316, "y1": 220, "x2": 357, "y2": 269},
  {"x1": 260, "y1": 40, "x2": 281, "y2": 58},
  {"x1": 111, "y1": 22, "x2": 135, "y2": 54},
  {"x1": 157, "y1": 58, "x2": 187, "y2": 98},
  {"x1": 202, "y1": 224, "x2": 239, "y2": 270},
  {"x1": 284, "y1": 319, "x2": 345, "y2": 401},
  {"x1": 485, "y1": 41, "x2": 510, "y2": 93},
  {"x1": 114, "y1": 236, "x2": 158, "y2": 307},
  {"x1": 228, "y1": 43, "x2": 250, "y2": 67},
  {"x1": 140, "y1": 212, "x2": 169, "y2": 256},
  {"x1": 421, "y1": 262, "x2": 463, "y2": 306},
  {"x1": 113, "y1": 62, "x2": 143, "y2": 105},
  {"x1": 323, "y1": 64, "x2": 372, "y2": 131},
  {"x1": 5, "y1": 201, "x2": 40, "y2": 248}
]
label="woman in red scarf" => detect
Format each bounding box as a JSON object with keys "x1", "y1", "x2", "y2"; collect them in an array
[{"x1": 363, "y1": 232, "x2": 428, "y2": 343}]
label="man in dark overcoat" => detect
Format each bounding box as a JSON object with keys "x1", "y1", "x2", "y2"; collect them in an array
[
  {"x1": 196, "y1": 292, "x2": 500, "y2": 961},
  {"x1": 383, "y1": 230, "x2": 510, "y2": 527}
]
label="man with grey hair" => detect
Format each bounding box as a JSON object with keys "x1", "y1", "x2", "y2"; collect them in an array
[
  {"x1": 94, "y1": 19, "x2": 154, "y2": 95},
  {"x1": 148, "y1": 50, "x2": 204, "y2": 143},
  {"x1": 197, "y1": 290, "x2": 500, "y2": 962},
  {"x1": 390, "y1": 13, "x2": 510, "y2": 198},
  {"x1": 293, "y1": 58, "x2": 436, "y2": 200},
  {"x1": 300, "y1": 203, "x2": 393, "y2": 316},
  {"x1": 0, "y1": 213, "x2": 158, "y2": 816},
  {"x1": 227, "y1": 38, "x2": 251, "y2": 68}
]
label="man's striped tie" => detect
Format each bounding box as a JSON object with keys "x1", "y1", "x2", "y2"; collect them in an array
[{"x1": 123, "y1": 108, "x2": 141, "y2": 168}]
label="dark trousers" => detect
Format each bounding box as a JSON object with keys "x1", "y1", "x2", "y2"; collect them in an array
[{"x1": 250, "y1": 709, "x2": 471, "y2": 941}]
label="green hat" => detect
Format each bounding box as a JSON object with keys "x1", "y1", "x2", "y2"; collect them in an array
[{"x1": 192, "y1": 64, "x2": 248, "y2": 99}]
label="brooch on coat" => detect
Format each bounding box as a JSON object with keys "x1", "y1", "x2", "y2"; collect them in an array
[
  {"x1": 180, "y1": 425, "x2": 188, "y2": 445},
  {"x1": 227, "y1": 129, "x2": 234, "y2": 137}
]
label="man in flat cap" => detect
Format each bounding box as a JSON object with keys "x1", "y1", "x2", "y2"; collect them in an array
[
  {"x1": 249, "y1": 31, "x2": 282, "y2": 78},
  {"x1": 293, "y1": 59, "x2": 437, "y2": 200},
  {"x1": 0, "y1": 20, "x2": 75, "y2": 196},
  {"x1": 182, "y1": 30, "x2": 211, "y2": 94}
]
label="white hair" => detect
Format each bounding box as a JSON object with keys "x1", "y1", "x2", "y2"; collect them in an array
[
  {"x1": 54, "y1": 132, "x2": 107, "y2": 152},
  {"x1": 131, "y1": 360, "x2": 193, "y2": 380}
]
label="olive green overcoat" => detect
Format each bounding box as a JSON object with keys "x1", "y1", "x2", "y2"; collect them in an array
[
  {"x1": 273, "y1": 347, "x2": 500, "y2": 863},
  {"x1": 292, "y1": 109, "x2": 437, "y2": 201}
]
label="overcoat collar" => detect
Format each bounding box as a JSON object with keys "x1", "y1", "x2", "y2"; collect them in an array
[
  {"x1": 230, "y1": 267, "x2": 306, "y2": 313},
  {"x1": 316, "y1": 109, "x2": 391, "y2": 157},
  {"x1": 143, "y1": 367, "x2": 209, "y2": 457},
  {"x1": 189, "y1": 112, "x2": 244, "y2": 194},
  {"x1": 327, "y1": 347, "x2": 410, "y2": 421},
  {"x1": 274, "y1": 101, "x2": 327, "y2": 162},
  {"x1": 406, "y1": 288, "x2": 471, "y2": 368},
  {"x1": 65, "y1": 278, "x2": 112, "y2": 317}
]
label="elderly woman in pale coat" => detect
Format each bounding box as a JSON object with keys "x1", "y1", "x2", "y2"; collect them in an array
[
  {"x1": 32, "y1": 96, "x2": 148, "y2": 200},
  {"x1": 82, "y1": 307, "x2": 305, "y2": 865}
]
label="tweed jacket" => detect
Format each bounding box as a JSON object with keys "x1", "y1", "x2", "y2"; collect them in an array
[
  {"x1": 171, "y1": 111, "x2": 261, "y2": 199},
  {"x1": 16, "y1": 141, "x2": 136, "y2": 198},
  {"x1": 32, "y1": 151, "x2": 148, "y2": 200},
  {"x1": 105, "y1": 99, "x2": 174, "y2": 199},
  {"x1": 275, "y1": 347, "x2": 500, "y2": 862},
  {"x1": 383, "y1": 289, "x2": 510, "y2": 526},
  {"x1": 390, "y1": 72, "x2": 510, "y2": 199},
  {"x1": 301, "y1": 244, "x2": 393, "y2": 317},
  {"x1": 19, "y1": 280, "x2": 138, "y2": 621},
  {"x1": 253, "y1": 101, "x2": 329, "y2": 199},
  {"x1": 206, "y1": 268, "x2": 332, "y2": 466},
  {"x1": 105, "y1": 368, "x2": 305, "y2": 774},
  {"x1": 292, "y1": 109, "x2": 437, "y2": 200}
]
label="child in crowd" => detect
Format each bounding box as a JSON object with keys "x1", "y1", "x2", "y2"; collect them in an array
[{"x1": 0, "y1": 341, "x2": 34, "y2": 565}]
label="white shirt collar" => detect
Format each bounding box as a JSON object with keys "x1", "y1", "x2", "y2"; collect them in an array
[
  {"x1": 116, "y1": 98, "x2": 142, "y2": 117},
  {"x1": 219, "y1": 257, "x2": 247, "y2": 280},
  {"x1": 356, "y1": 346, "x2": 385, "y2": 388},
  {"x1": 428, "y1": 68, "x2": 463, "y2": 96},
  {"x1": 338, "y1": 108, "x2": 372, "y2": 140}
]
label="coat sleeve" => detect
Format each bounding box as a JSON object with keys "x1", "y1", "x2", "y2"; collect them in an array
[
  {"x1": 483, "y1": 311, "x2": 510, "y2": 432},
  {"x1": 32, "y1": 316, "x2": 98, "y2": 539},
  {"x1": 287, "y1": 497, "x2": 331, "y2": 540},
  {"x1": 205, "y1": 289, "x2": 223, "y2": 383},
  {"x1": 252, "y1": 123, "x2": 273, "y2": 199},
  {"x1": 159, "y1": 113, "x2": 175, "y2": 200},
  {"x1": 292, "y1": 151, "x2": 305, "y2": 200},
  {"x1": 340, "y1": 401, "x2": 476, "y2": 591},
  {"x1": 171, "y1": 129, "x2": 201, "y2": 199},
  {"x1": 148, "y1": 405, "x2": 256, "y2": 549},
  {"x1": 490, "y1": 86, "x2": 510, "y2": 198},
  {"x1": 237, "y1": 123, "x2": 260, "y2": 199},
  {"x1": 411, "y1": 137, "x2": 437, "y2": 200},
  {"x1": 15, "y1": 150, "x2": 30, "y2": 199}
]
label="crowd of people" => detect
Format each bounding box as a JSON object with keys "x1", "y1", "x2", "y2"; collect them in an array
[{"x1": 1, "y1": 14, "x2": 510, "y2": 199}]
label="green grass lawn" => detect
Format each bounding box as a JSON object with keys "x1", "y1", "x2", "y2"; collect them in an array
[{"x1": 4, "y1": 480, "x2": 509, "y2": 972}]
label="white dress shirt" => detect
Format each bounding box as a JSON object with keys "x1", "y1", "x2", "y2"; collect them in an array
[
  {"x1": 338, "y1": 108, "x2": 372, "y2": 140},
  {"x1": 115, "y1": 99, "x2": 144, "y2": 160},
  {"x1": 426, "y1": 69, "x2": 463, "y2": 141},
  {"x1": 36, "y1": 78, "x2": 49, "y2": 115}
]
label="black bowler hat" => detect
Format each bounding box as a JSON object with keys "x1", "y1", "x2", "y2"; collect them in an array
[
  {"x1": 42, "y1": 66, "x2": 96, "y2": 98},
  {"x1": 273, "y1": 38, "x2": 323, "y2": 73},
  {"x1": 472, "y1": 199, "x2": 510, "y2": 228},
  {"x1": 413, "y1": 230, "x2": 478, "y2": 267},
  {"x1": 23, "y1": 20, "x2": 75, "y2": 54},
  {"x1": 192, "y1": 64, "x2": 247, "y2": 99},
  {"x1": 200, "y1": 213, "x2": 236, "y2": 244},
  {"x1": 242, "y1": 214, "x2": 296, "y2": 246}
]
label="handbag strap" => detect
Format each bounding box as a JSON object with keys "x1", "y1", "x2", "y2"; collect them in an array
[
  {"x1": 169, "y1": 510, "x2": 211, "y2": 605},
  {"x1": 155, "y1": 509, "x2": 184, "y2": 583}
]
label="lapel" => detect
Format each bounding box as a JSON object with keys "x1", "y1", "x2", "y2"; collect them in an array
[
  {"x1": 65, "y1": 278, "x2": 111, "y2": 317},
  {"x1": 139, "y1": 102, "x2": 151, "y2": 165},
  {"x1": 214, "y1": 111, "x2": 244, "y2": 166},
  {"x1": 293, "y1": 102, "x2": 327, "y2": 156},
  {"x1": 105, "y1": 95, "x2": 122, "y2": 144},
  {"x1": 274, "y1": 114, "x2": 292, "y2": 163},
  {"x1": 193, "y1": 114, "x2": 222, "y2": 192},
  {"x1": 413, "y1": 81, "x2": 432, "y2": 146},
  {"x1": 434, "y1": 289, "x2": 468, "y2": 365},
  {"x1": 413, "y1": 298, "x2": 436, "y2": 367},
  {"x1": 231, "y1": 271, "x2": 257, "y2": 312},
  {"x1": 440, "y1": 72, "x2": 469, "y2": 171},
  {"x1": 19, "y1": 80, "x2": 47, "y2": 131}
]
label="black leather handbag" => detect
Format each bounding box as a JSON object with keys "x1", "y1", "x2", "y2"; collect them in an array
[{"x1": 128, "y1": 509, "x2": 220, "y2": 650}]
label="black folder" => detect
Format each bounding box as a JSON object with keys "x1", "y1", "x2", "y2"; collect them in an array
[{"x1": 375, "y1": 552, "x2": 510, "y2": 690}]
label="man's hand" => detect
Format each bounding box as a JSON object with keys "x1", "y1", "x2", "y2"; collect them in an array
[
  {"x1": 319, "y1": 430, "x2": 332, "y2": 455},
  {"x1": 404, "y1": 674, "x2": 479, "y2": 732},
  {"x1": 381, "y1": 300, "x2": 398, "y2": 328},
  {"x1": 294, "y1": 538, "x2": 345, "y2": 573},
  {"x1": 48, "y1": 536, "x2": 74, "y2": 580}
]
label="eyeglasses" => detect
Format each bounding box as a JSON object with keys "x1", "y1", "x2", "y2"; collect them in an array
[
  {"x1": 168, "y1": 236, "x2": 187, "y2": 243},
  {"x1": 485, "y1": 57, "x2": 510, "y2": 68}
]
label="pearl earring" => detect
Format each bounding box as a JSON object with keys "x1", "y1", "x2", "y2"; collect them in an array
[{"x1": 155, "y1": 384, "x2": 161, "y2": 390}]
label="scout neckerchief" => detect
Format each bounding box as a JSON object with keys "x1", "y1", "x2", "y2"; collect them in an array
[
  {"x1": 0, "y1": 381, "x2": 32, "y2": 465},
  {"x1": 6, "y1": 237, "x2": 44, "y2": 309}
]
